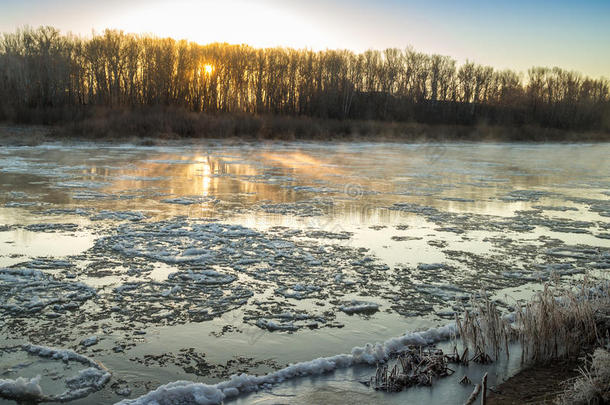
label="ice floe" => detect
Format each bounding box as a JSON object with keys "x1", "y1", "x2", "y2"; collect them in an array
[
  {"x1": 339, "y1": 301, "x2": 380, "y2": 314},
  {"x1": 257, "y1": 198, "x2": 334, "y2": 217},
  {"x1": 24, "y1": 223, "x2": 79, "y2": 233},
  {"x1": 161, "y1": 196, "x2": 218, "y2": 205},
  {"x1": 91, "y1": 210, "x2": 146, "y2": 222},
  {"x1": 0, "y1": 268, "x2": 95, "y2": 315}
]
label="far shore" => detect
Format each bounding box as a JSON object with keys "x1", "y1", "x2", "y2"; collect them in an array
[{"x1": 1, "y1": 111, "x2": 610, "y2": 147}]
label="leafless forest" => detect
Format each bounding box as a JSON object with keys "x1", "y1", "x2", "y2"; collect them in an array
[{"x1": 1, "y1": 26, "x2": 609, "y2": 137}]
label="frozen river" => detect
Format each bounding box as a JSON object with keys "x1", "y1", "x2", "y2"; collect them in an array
[{"x1": 0, "y1": 141, "x2": 609, "y2": 404}]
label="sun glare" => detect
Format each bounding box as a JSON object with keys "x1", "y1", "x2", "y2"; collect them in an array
[
  {"x1": 102, "y1": 0, "x2": 330, "y2": 49},
  {"x1": 203, "y1": 64, "x2": 214, "y2": 75}
]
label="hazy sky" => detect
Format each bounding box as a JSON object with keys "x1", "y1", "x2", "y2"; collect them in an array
[{"x1": 1, "y1": 0, "x2": 608, "y2": 78}]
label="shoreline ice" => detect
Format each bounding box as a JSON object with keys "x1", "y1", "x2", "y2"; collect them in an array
[{"x1": 117, "y1": 323, "x2": 457, "y2": 405}]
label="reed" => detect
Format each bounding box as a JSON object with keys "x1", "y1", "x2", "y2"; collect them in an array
[
  {"x1": 515, "y1": 279, "x2": 609, "y2": 364},
  {"x1": 367, "y1": 277, "x2": 609, "y2": 396},
  {"x1": 455, "y1": 292, "x2": 515, "y2": 363}
]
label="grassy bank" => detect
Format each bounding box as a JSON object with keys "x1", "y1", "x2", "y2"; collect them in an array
[
  {"x1": 486, "y1": 281, "x2": 610, "y2": 404},
  {"x1": 1, "y1": 107, "x2": 610, "y2": 145},
  {"x1": 363, "y1": 279, "x2": 609, "y2": 403}
]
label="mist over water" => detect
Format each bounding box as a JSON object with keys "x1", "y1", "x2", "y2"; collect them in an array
[{"x1": 0, "y1": 141, "x2": 609, "y2": 404}]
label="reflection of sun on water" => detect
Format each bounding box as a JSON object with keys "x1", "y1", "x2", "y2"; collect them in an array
[
  {"x1": 261, "y1": 152, "x2": 343, "y2": 177},
  {"x1": 196, "y1": 157, "x2": 212, "y2": 196}
]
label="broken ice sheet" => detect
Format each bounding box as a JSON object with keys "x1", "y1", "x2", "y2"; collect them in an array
[{"x1": 0, "y1": 268, "x2": 95, "y2": 315}]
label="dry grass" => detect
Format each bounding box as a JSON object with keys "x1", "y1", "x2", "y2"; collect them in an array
[
  {"x1": 369, "y1": 279, "x2": 609, "y2": 395},
  {"x1": 455, "y1": 278, "x2": 609, "y2": 366},
  {"x1": 455, "y1": 293, "x2": 515, "y2": 363},
  {"x1": 516, "y1": 280, "x2": 608, "y2": 364},
  {"x1": 0, "y1": 125, "x2": 50, "y2": 146},
  {"x1": 4, "y1": 106, "x2": 608, "y2": 143},
  {"x1": 557, "y1": 348, "x2": 610, "y2": 405}
]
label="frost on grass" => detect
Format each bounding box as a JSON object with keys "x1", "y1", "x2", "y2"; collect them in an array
[{"x1": 558, "y1": 348, "x2": 610, "y2": 405}]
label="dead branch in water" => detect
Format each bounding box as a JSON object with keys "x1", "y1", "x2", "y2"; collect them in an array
[
  {"x1": 464, "y1": 383, "x2": 481, "y2": 405},
  {"x1": 368, "y1": 346, "x2": 456, "y2": 392}
]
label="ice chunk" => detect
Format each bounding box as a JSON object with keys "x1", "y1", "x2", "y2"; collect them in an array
[
  {"x1": 339, "y1": 301, "x2": 379, "y2": 314},
  {"x1": 161, "y1": 196, "x2": 217, "y2": 205},
  {"x1": 91, "y1": 210, "x2": 146, "y2": 222},
  {"x1": 80, "y1": 336, "x2": 99, "y2": 347},
  {"x1": 256, "y1": 319, "x2": 298, "y2": 332},
  {"x1": 168, "y1": 270, "x2": 235, "y2": 285},
  {"x1": 417, "y1": 263, "x2": 445, "y2": 271},
  {"x1": 0, "y1": 375, "x2": 43, "y2": 402}
]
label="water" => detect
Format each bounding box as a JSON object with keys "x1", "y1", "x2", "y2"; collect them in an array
[{"x1": 0, "y1": 141, "x2": 608, "y2": 404}]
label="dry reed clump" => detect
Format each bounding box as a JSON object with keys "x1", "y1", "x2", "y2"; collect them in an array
[
  {"x1": 455, "y1": 293, "x2": 515, "y2": 363},
  {"x1": 516, "y1": 281, "x2": 609, "y2": 364},
  {"x1": 557, "y1": 348, "x2": 610, "y2": 405},
  {"x1": 457, "y1": 279, "x2": 609, "y2": 365}
]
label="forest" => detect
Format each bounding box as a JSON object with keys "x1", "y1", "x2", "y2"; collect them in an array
[{"x1": 0, "y1": 26, "x2": 609, "y2": 136}]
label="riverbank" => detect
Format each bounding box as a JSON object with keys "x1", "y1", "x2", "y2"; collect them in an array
[
  {"x1": 489, "y1": 294, "x2": 610, "y2": 405},
  {"x1": 488, "y1": 358, "x2": 581, "y2": 404},
  {"x1": 2, "y1": 109, "x2": 609, "y2": 146}
]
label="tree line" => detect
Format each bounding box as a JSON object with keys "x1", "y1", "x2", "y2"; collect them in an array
[{"x1": 0, "y1": 26, "x2": 608, "y2": 131}]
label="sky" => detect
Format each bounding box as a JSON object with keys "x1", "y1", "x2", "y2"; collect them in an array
[{"x1": 0, "y1": 0, "x2": 609, "y2": 78}]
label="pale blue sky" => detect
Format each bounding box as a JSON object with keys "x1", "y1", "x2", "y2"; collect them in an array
[{"x1": 1, "y1": 0, "x2": 608, "y2": 78}]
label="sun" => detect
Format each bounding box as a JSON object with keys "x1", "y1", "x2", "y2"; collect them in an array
[{"x1": 203, "y1": 64, "x2": 214, "y2": 75}]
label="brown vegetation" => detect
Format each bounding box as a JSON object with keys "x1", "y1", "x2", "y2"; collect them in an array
[
  {"x1": 12, "y1": 108, "x2": 608, "y2": 143},
  {"x1": 368, "y1": 347, "x2": 457, "y2": 392},
  {"x1": 488, "y1": 279, "x2": 610, "y2": 404}
]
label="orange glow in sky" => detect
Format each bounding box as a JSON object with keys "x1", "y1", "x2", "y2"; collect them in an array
[{"x1": 1, "y1": 0, "x2": 609, "y2": 78}]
